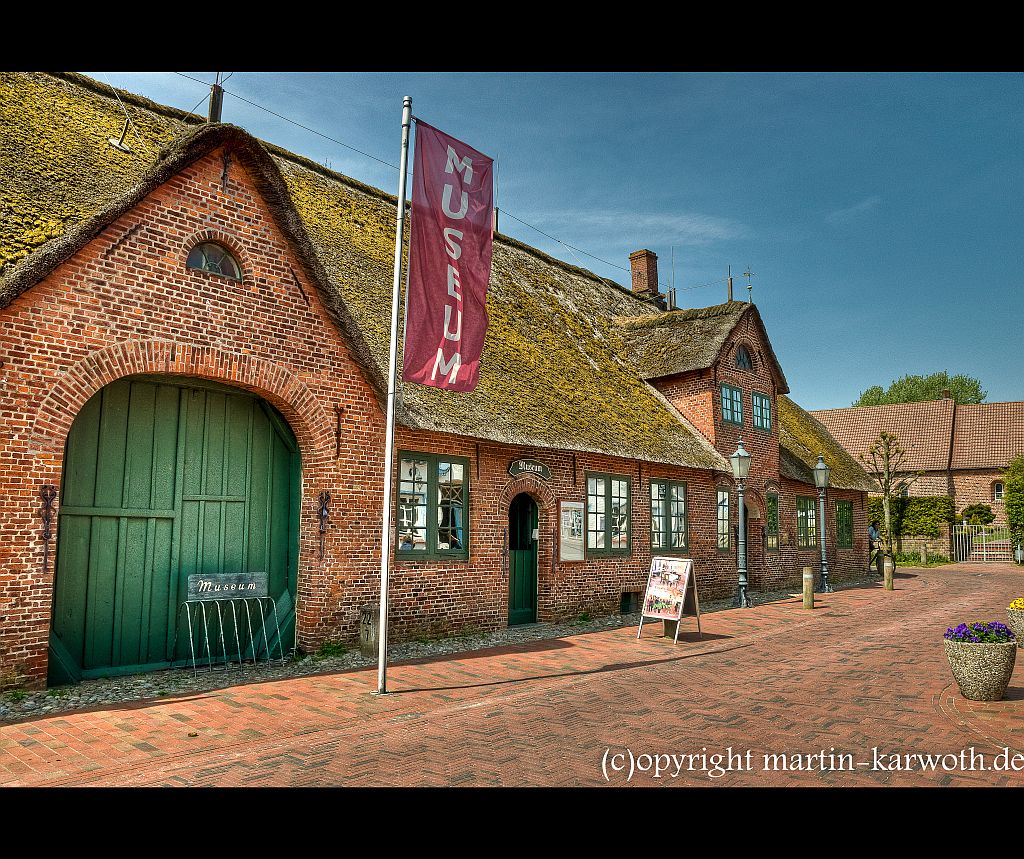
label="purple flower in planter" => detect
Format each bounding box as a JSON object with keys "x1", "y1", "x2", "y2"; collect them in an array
[{"x1": 945, "y1": 621, "x2": 1016, "y2": 643}]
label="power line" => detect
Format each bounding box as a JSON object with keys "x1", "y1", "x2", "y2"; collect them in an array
[{"x1": 169, "y1": 72, "x2": 746, "y2": 297}]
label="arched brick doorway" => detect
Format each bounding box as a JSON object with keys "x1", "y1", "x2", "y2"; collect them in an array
[{"x1": 49, "y1": 375, "x2": 301, "y2": 683}]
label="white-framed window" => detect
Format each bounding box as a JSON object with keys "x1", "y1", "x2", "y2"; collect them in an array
[{"x1": 994, "y1": 482, "x2": 1005, "y2": 502}]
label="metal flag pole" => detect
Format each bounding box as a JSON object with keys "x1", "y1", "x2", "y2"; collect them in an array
[{"x1": 377, "y1": 96, "x2": 413, "y2": 694}]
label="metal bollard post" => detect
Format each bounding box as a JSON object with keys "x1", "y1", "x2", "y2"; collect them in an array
[{"x1": 802, "y1": 567, "x2": 814, "y2": 609}]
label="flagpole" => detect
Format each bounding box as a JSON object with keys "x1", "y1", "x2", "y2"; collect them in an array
[{"x1": 377, "y1": 96, "x2": 413, "y2": 695}]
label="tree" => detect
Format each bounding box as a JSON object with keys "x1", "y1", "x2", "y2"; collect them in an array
[
  {"x1": 960, "y1": 504, "x2": 995, "y2": 526},
  {"x1": 852, "y1": 372, "x2": 987, "y2": 407},
  {"x1": 859, "y1": 431, "x2": 923, "y2": 589},
  {"x1": 1006, "y1": 456, "x2": 1024, "y2": 561}
]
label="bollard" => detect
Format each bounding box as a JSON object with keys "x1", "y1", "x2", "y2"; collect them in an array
[
  {"x1": 802, "y1": 567, "x2": 814, "y2": 609},
  {"x1": 883, "y1": 557, "x2": 894, "y2": 591},
  {"x1": 920, "y1": 543, "x2": 927, "y2": 565},
  {"x1": 359, "y1": 603, "x2": 380, "y2": 657}
]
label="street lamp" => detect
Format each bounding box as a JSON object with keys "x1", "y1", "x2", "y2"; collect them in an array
[
  {"x1": 814, "y1": 454, "x2": 832, "y2": 593},
  {"x1": 730, "y1": 439, "x2": 752, "y2": 608}
]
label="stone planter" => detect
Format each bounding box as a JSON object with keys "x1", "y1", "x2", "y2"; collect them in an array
[
  {"x1": 944, "y1": 639, "x2": 1017, "y2": 701},
  {"x1": 1007, "y1": 608, "x2": 1024, "y2": 644}
]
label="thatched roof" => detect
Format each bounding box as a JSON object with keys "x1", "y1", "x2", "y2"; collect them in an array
[
  {"x1": 0, "y1": 72, "x2": 729, "y2": 471},
  {"x1": 778, "y1": 396, "x2": 875, "y2": 491},
  {"x1": 616, "y1": 301, "x2": 789, "y2": 393}
]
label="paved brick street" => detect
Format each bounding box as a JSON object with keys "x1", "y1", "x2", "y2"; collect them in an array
[{"x1": 2, "y1": 563, "x2": 1023, "y2": 787}]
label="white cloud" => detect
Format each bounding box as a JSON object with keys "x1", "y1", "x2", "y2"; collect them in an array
[
  {"x1": 826, "y1": 195, "x2": 882, "y2": 224},
  {"x1": 520, "y1": 209, "x2": 747, "y2": 247}
]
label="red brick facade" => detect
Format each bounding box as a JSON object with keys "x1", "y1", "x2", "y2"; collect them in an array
[{"x1": 0, "y1": 145, "x2": 867, "y2": 690}]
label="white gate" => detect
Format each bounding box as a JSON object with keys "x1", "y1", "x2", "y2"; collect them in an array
[{"x1": 953, "y1": 524, "x2": 1015, "y2": 562}]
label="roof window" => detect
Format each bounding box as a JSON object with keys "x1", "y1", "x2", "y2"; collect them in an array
[{"x1": 187, "y1": 242, "x2": 242, "y2": 281}]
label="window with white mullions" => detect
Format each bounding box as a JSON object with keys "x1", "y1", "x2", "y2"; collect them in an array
[
  {"x1": 721, "y1": 384, "x2": 743, "y2": 425},
  {"x1": 752, "y1": 392, "x2": 772, "y2": 431},
  {"x1": 766, "y1": 492, "x2": 779, "y2": 550},
  {"x1": 797, "y1": 496, "x2": 817, "y2": 549},
  {"x1": 717, "y1": 488, "x2": 730, "y2": 549},
  {"x1": 586, "y1": 472, "x2": 631, "y2": 556},
  {"x1": 396, "y1": 452, "x2": 469, "y2": 559},
  {"x1": 651, "y1": 480, "x2": 688, "y2": 552},
  {"x1": 186, "y1": 242, "x2": 242, "y2": 281},
  {"x1": 437, "y1": 460, "x2": 465, "y2": 551}
]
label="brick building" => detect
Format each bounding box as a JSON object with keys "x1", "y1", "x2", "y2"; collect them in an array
[
  {"x1": 812, "y1": 398, "x2": 1024, "y2": 525},
  {"x1": 0, "y1": 73, "x2": 871, "y2": 689}
]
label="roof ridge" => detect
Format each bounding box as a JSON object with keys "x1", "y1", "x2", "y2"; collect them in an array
[{"x1": 57, "y1": 72, "x2": 651, "y2": 307}]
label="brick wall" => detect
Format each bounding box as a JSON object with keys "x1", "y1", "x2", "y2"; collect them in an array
[
  {"x1": 952, "y1": 470, "x2": 1007, "y2": 524},
  {"x1": 0, "y1": 148, "x2": 386, "y2": 688},
  {"x1": 0, "y1": 144, "x2": 869, "y2": 689}
]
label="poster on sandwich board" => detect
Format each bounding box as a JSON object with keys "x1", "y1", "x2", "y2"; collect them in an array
[{"x1": 637, "y1": 557, "x2": 702, "y2": 643}]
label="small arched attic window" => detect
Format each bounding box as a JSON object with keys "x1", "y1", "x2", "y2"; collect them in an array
[
  {"x1": 187, "y1": 242, "x2": 242, "y2": 281},
  {"x1": 736, "y1": 344, "x2": 753, "y2": 370}
]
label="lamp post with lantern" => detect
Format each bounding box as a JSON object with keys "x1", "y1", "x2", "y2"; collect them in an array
[
  {"x1": 731, "y1": 439, "x2": 752, "y2": 608},
  {"x1": 814, "y1": 454, "x2": 832, "y2": 593}
]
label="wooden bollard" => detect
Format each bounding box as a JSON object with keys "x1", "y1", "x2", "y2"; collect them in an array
[
  {"x1": 803, "y1": 566, "x2": 814, "y2": 609},
  {"x1": 884, "y1": 556, "x2": 895, "y2": 591}
]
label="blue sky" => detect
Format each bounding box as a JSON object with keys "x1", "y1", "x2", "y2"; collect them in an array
[{"x1": 87, "y1": 72, "x2": 1023, "y2": 409}]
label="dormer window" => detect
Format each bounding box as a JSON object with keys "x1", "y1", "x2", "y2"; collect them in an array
[
  {"x1": 736, "y1": 345, "x2": 753, "y2": 370},
  {"x1": 187, "y1": 242, "x2": 242, "y2": 281}
]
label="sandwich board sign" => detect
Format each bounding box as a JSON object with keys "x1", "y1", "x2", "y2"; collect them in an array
[{"x1": 637, "y1": 557, "x2": 702, "y2": 643}]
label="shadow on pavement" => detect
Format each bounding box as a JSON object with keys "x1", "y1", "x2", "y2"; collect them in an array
[{"x1": 388, "y1": 637, "x2": 745, "y2": 694}]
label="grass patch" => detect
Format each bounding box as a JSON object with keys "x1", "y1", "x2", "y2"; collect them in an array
[
  {"x1": 315, "y1": 642, "x2": 348, "y2": 659},
  {"x1": 574, "y1": 611, "x2": 592, "y2": 625},
  {"x1": 894, "y1": 552, "x2": 953, "y2": 567},
  {"x1": 6, "y1": 690, "x2": 28, "y2": 702}
]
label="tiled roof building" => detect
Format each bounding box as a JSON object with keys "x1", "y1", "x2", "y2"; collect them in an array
[
  {"x1": 0, "y1": 73, "x2": 870, "y2": 688},
  {"x1": 812, "y1": 399, "x2": 1024, "y2": 523}
]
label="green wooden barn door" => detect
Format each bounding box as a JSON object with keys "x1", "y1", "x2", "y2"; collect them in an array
[
  {"x1": 508, "y1": 493, "x2": 538, "y2": 625},
  {"x1": 49, "y1": 377, "x2": 300, "y2": 683}
]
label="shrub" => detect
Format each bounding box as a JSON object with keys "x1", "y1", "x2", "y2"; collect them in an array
[
  {"x1": 867, "y1": 496, "x2": 955, "y2": 538},
  {"x1": 1006, "y1": 456, "x2": 1024, "y2": 553},
  {"x1": 960, "y1": 504, "x2": 995, "y2": 525}
]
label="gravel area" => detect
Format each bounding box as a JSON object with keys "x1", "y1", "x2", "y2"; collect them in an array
[{"x1": 0, "y1": 574, "x2": 881, "y2": 724}]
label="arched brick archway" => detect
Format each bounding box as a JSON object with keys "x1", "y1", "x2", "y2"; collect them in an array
[
  {"x1": 497, "y1": 475, "x2": 557, "y2": 513},
  {"x1": 29, "y1": 339, "x2": 337, "y2": 676},
  {"x1": 498, "y1": 475, "x2": 558, "y2": 625},
  {"x1": 30, "y1": 339, "x2": 333, "y2": 465}
]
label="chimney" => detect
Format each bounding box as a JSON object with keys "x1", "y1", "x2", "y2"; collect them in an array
[
  {"x1": 629, "y1": 249, "x2": 660, "y2": 297},
  {"x1": 942, "y1": 388, "x2": 951, "y2": 400}
]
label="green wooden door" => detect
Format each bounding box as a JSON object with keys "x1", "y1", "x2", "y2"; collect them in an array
[
  {"x1": 50, "y1": 377, "x2": 300, "y2": 683},
  {"x1": 508, "y1": 493, "x2": 538, "y2": 625}
]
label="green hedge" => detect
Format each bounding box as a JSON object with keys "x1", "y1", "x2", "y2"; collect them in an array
[{"x1": 867, "y1": 496, "x2": 955, "y2": 538}]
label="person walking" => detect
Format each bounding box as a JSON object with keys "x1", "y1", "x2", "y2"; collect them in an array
[{"x1": 868, "y1": 520, "x2": 881, "y2": 574}]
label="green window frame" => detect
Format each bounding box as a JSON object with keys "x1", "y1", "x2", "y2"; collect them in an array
[
  {"x1": 797, "y1": 496, "x2": 818, "y2": 549},
  {"x1": 396, "y1": 451, "x2": 470, "y2": 560},
  {"x1": 766, "y1": 492, "x2": 779, "y2": 551},
  {"x1": 586, "y1": 472, "x2": 631, "y2": 557},
  {"x1": 717, "y1": 487, "x2": 730, "y2": 550},
  {"x1": 836, "y1": 500, "x2": 853, "y2": 549},
  {"x1": 650, "y1": 480, "x2": 688, "y2": 553},
  {"x1": 721, "y1": 384, "x2": 743, "y2": 425},
  {"x1": 752, "y1": 392, "x2": 772, "y2": 432}
]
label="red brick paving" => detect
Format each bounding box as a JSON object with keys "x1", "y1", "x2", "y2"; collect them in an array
[{"x1": 3, "y1": 563, "x2": 1024, "y2": 786}]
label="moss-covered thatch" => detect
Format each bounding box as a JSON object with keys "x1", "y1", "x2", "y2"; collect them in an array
[
  {"x1": 0, "y1": 72, "x2": 729, "y2": 472},
  {"x1": 616, "y1": 301, "x2": 789, "y2": 392},
  {"x1": 778, "y1": 395, "x2": 874, "y2": 491}
]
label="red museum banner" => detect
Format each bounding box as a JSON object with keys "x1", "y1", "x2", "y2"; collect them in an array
[{"x1": 402, "y1": 121, "x2": 494, "y2": 392}]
